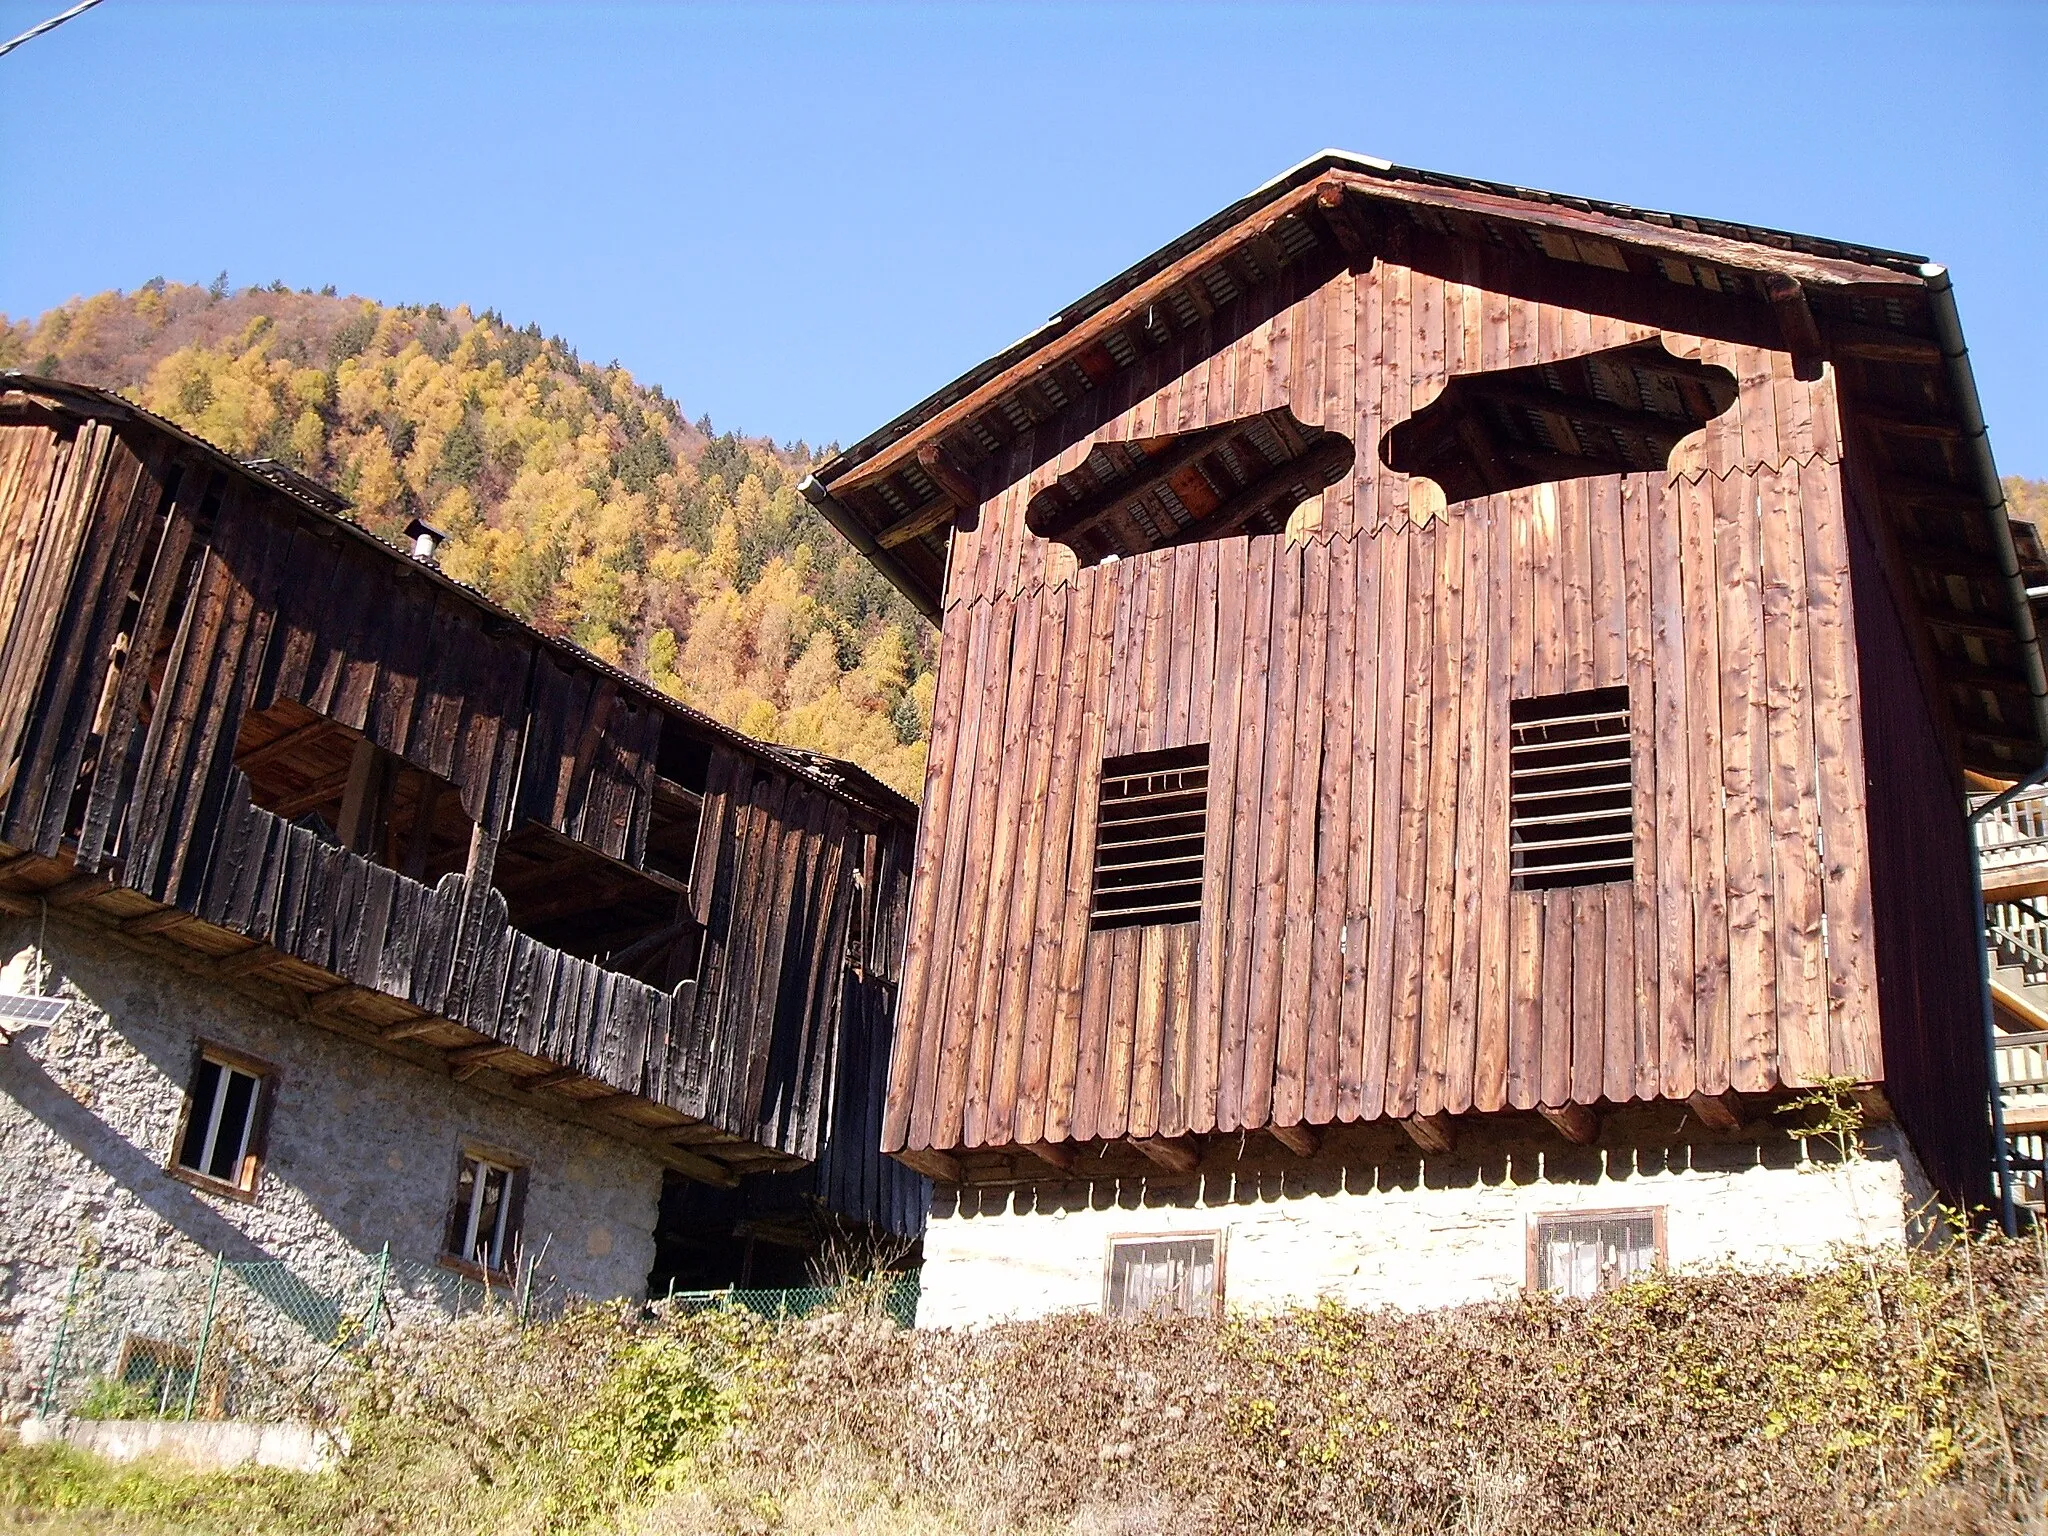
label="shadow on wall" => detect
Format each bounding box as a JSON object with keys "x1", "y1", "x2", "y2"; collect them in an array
[{"x1": 936, "y1": 1119, "x2": 1868, "y2": 1223}]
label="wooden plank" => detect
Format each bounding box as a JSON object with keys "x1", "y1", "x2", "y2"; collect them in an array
[
  {"x1": 1712, "y1": 467, "x2": 1778, "y2": 1095},
  {"x1": 1355, "y1": 516, "x2": 1412, "y2": 1121},
  {"x1": 1620, "y1": 478, "x2": 1661, "y2": 1103},
  {"x1": 1569, "y1": 882, "x2": 1606, "y2": 1105},
  {"x1": 1382, "y1": 525, "x2": 1436, "y2": 1120},
  {"x1": 1679, "y1": 474, "x2": 1732, "y2": 1099},
  {"x1": 1335, "y1": 527, "x2": 1384, "y2": 1119},
  {"x1": 1217, "y1": 536, "x2": 1277, "y2": 1131},
  {"x1": 1445, "y1": 494, "x2": 1491, "y2": 1116},
  {"x1": 1647, "y1": 474, "x2": 1697, "y2": 1098},
  {"x1": 1304, "y1": 534, "x2": 1357, "y2": 1125},
  {"x1": 1507, "y1": 889, "x2": 1543, "y2": 1110},
  {"x1": 1761, "y1": 462, "x2": 1830, "y2": 1087},
  {"x1": 1797, "y1": 458, "x2": 1881, "y2": 1081},
  {"x1": 1539, "y1": 885, "x2": 1576, "y2": 1109},
  {"x1": 1240, "y1": 537, "x2": 1304, "y2": 1129},
  {"x1": 959, "y1": 591, "x2": 1041, "y2": 1147},
  {"x1": 1045, "y1": 571, "x2": 1116, "y2": 1142},
  {"x1": 1272, "y1": 538, "x2": 1329, "y2": 1128},
  {"x1": 1415, "y1": 510, "x2": 1464, "y2": 1118},
  {"x1": 1189, "y1": 539, "x2": 1247, "y2": 1134}
]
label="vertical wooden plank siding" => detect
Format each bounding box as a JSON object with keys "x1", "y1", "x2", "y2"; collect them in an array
[{"x1": 880, "y1": 258, "x2": 1885, "y2": 1155}]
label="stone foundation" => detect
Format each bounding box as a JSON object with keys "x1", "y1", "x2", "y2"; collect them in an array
[
  {"x1": 916, "y1": 1111, "x2": 1938, "y2": 1327},
  {"x1": 0, "y1": 917, "x2": 664, "y2": 1412}
]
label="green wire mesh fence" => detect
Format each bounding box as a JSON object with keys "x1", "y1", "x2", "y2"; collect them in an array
[{"x1": 666, "y1": 1275, "x2": 920, "y2": 1329}]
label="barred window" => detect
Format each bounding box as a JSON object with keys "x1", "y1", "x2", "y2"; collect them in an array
[
  {"x1": 1509, "y1": 686, "x2": 1634, "y2": 890},
  {"x1": 1106, "y1": 1233, "x2": 1222, "y2": 1319},
  {"x1": 1090, "y1": 745, "x2": 1209, "y2": 930},
  {"x1": 1531, "y1": 1210, "x2": 1662, "y2": 1298}
]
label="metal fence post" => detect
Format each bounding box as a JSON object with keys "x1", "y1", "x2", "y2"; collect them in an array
[
  {"x1": 367, "y1": 1242, "x2": 390, "y2": 1341},
  {"x1": 183, "y1": 1252, "x2": 224, "y2": 1421},
  {"x1": 36, "y1": 1263, "x2": 82, "y2": 1417}
]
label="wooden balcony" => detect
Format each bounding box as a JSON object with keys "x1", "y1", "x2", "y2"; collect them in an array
[{"x1": 1976, "y1": 788, "x2": 2048, "y2": 901}]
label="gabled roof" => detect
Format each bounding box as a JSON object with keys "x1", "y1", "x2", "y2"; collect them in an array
[
  {"x1": 1, "y1": 373, "x2": 917, "y2": 824},
  {"x1": 805, "y1": 152, "x2": 2046, "y2": 779}
]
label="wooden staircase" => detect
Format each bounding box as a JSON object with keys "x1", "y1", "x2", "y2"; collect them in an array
[{"x1": 1978, "y1": 787, "x2": 2048, "y2": 1211}]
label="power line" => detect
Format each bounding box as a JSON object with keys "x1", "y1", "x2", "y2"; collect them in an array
[{"x1": 0, "y1": 0, "x2": 107, "y2": 60}]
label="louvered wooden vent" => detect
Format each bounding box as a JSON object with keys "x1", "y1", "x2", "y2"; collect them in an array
[
  {"x1": 1509, "y1": 687, "x2": 1634, "y2": 890},
  {"x1": 1090, "y1": 744, "x2": 1209, "y2": 930}
]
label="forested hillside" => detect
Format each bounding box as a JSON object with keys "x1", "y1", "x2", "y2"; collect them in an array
[{"x1": 0, "y1": 281, "x2": 937, "y2": 795}]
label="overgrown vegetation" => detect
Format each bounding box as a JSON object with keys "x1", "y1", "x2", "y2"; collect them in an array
[
  {"x1": 0, "y1": 283, "x2": 936, "y2": 795},
  {"x1": 6, "y1": 1240, "x2": 2048, "y2": 1535}
]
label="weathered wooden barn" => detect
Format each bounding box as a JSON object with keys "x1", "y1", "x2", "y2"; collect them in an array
[
  {"x1": 0, "y1": 377, "x2": 923, "y2": 1360},
  {"x1": 804, "y1": 152, "x2": 2039, "y2": 1321}
]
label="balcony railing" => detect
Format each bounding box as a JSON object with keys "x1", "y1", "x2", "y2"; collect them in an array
[
  {"x1": 1988, "y1": 899, "x2": 2048, "y2": 988},
  {"x1": 1975, "y1": 786, "x2": 2048, "y2": 881}
]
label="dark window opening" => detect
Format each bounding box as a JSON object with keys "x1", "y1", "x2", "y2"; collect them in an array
[
  {"x1": 172, "y1": 1048, "x2": 272, "y2": 1193},
  {"x1": 1090, "y1": 744, "x2": 1208, "y2": 930},
  {"x1": 1106, "y1": 1234, "x2": 1221, "y2": 1319},
  {"x1": 1532, "y1": 1210, "x2": 1661, "y2": 1298},
  {"x1": 494, "y1": 820, "x2": 704, "y2": 985},
  {"x1": 1380, "y1": 339, "x2": 1738, "y2": 504},
  {"x1": 234, "y1": 699, "x2": 473, "y2": 884},
  {"x1": 1510, "y1": 687, "x2": 1633, "y2": 890},
  {"x1": 647, "y1": 1173, "x2": 923, "y2": 1296},
  {"x1": 1027, "y1": 408, "x2": 1353, "y2": 567}
]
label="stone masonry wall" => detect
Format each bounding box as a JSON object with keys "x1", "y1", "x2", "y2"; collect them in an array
[
  {"x1": 917, "y1": 1112, "x2": 1939, "y2": 1328},
  {"x1": 0, "y1": 915, "x2": 664, "y2": 1414}
]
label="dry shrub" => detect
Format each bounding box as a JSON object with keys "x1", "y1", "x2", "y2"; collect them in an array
[
  {"x1": 8, "y1": 1241, "x2": 2048, "y2": 1535},
  {"x1": 690, "y1": 1241, "x2": 2048, "y2": 1536}
]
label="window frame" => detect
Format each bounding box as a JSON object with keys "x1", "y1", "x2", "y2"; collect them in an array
[
  {"x1": 440, "y1": 1144, "x2": 530, "y2": 1281},
  {"x1": 1102, "y1": 1229, "x2": 1227, "y2": 1321},
  {"x1": 167, "y1": 1040, "x2": 278, "y2": 1202},
  {"x1": 1524, "y1": 1206, "x2": 1667, "y2": 1298}
]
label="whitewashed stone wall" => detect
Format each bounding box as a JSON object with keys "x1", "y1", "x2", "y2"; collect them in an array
[
  {"x1": 0, "y1": 916, "x2": 664, "y2": 1413},
  {"x1": 916, "y1": 1118, "x2": 1938, "y2": 1328}
]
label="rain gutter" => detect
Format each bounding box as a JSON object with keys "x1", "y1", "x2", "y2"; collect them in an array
[{"x1": 798, "y1": 472, "x2": 942, "y2": 625}]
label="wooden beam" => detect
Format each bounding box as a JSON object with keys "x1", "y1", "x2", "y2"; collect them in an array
[
  {"x1": 1821, "y1": 318, "x2": 1942, "y2": 366},
  {"x1": 0, "y1": 851, "x2": 42, "y2": 883},
  {"x1": 1203, "y1": 435, "x2": 1356, "y2": 542},
  {"x1": 1131, "y1": 1137, "x2": 1201, "y2": 1175},
  {"x1": 1313, "y1": 179, "x2": 1377, "y2": 265},
  {"x1": 1270, "y1": 1123, "x2": 1320, "y2": 1157},
  {"x1": 1687, "y1": 1091, "x2": 1749, "y2": 1133},
  {"x1": 234, "y1": 718, "x2": 342, "y2": 776},
  {"x1": 0, "y1": 889, "x2": 33, "y2": 918},
  {"x1": 1925, "y1": 610, "x2": 2020, "y2": 642},
  {"x1": 573, "y1": 1090, "x2": 640, "y2": 1114},
  {"x1": 211, "y1": 944, "x2": 284, "y2": 980},
  {"x1": 1029, "y1": 424, "x2": 1231, "y2": 546},
  {"x1": 380, "y1": 1017, "x2": 445, "y2": 1042},
  {"x1": 447, "y1": 1041, "x2": 519, "y2": 1068},
  {"x1": 1482, "y1": 382, "x2": 1701, "y2": 443},
  {"x1": 304, "y1": 983, "x2": 366, "y2": 1020},
  {"x1": 1857, "y1": 409, "x2": 1963, "y2": 442},
  {"x1": 894, "y1": 1147, "x2": 964, "y2": 1183},
  {"x1": 916, "y1": 442, "x2": 984, "y2": 514},
  {"x1": 41, "y1": 874, "x2": 113, "y2": 909},
  {"x1": 121, "y1": 908, "x2": 193, "y2": 936},
  {"x1": 874, "y1": 494, "x2": 961, "y2": 550},
  {"x1": 1021, "y1": 1140, "x2": 1077, "y2": 1173},
  {"x1": 1897, "y1": 540, "x2": 2004, "y2": 580},
  {"x1": 1880, "y1": 473, "x2": 1984, "y2": 514},
  {"x1": 1764, "y1": 274, "x2": 1825, "y2": 381},
  {"x1": 1539, "y1": 1104, "x2": 1601, "y2": 1145},
  {"x1": 1399, "y1": 1114, "x2": 1457, "y2": 1154},
  {"x1": 523, "y1": 1064, "x2": 586, "y2": 1092}
]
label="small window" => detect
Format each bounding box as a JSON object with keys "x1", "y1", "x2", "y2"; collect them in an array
[
  {"x1": 1509, "y1": 686, "x2": 1633, "y2": 890},
  {"x1": 1090, "y1": 745, "x2": 1209, "y2": 930},
  {"x1": 1531, "y1": 1209, "x2": 1663, "y2": 1298},
  {"x1": 443, "y1": 1150, "x2": 527, "y2": 1275},
  {"x1": 172, "y1": 1047, "x2": 273, "y2": 1195},
  {"x1": 1106, "y1": 1233, "x2": 1223, "y2": 1320}
]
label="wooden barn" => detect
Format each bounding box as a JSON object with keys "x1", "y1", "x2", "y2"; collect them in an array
[
  {"x1": 0, "y1": 377, "x2": 923, "y2": 1347},
  {"x1": 803, "y1": 152, "x2": 2039, "y2": 1321}
]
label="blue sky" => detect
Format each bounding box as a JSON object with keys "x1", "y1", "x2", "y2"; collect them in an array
[{"x1": 3, "y1": 2, "x2": 2044, "y2": 472}]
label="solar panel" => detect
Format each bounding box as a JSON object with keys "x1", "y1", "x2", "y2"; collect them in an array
[{"x1": 0, "y1": 993, "x2": 68, "y2": 1027}]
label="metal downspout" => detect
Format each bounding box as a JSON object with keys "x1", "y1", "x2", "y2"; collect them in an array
[
  {"x1": 797, "y1": 473, "x2": 942, "y2": 625},
  {"x1": 1926, "y1": 262, "x2": 2048, "y2": 1234}
]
